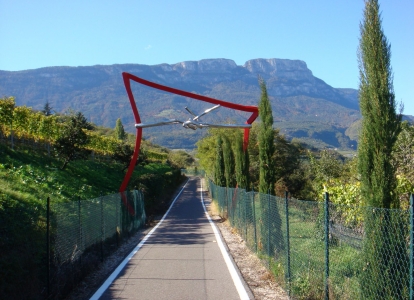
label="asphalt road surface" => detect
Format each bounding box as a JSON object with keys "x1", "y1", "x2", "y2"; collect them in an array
[{"x1": 91, "y1": 177, "x2": 252, "y2": 300}]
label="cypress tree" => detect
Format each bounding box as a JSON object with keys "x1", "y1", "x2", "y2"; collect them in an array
[
  {"x1": 358, "y1": 1, "x2": 406, "y2": 298},
  {"x1": 258, "y1": 79, "x2": 275, "y2": 194},
  {"x1": 257, "y1": 80, "x2": 284, "y2": 256},
  {"x1": 223, "y1": 135, "x2": 236, "y2": 188},
  {"x1": 358, "y1": 0, "x2": 401, "y2": 209},
  {"x1": 114, "y1": 118, "x2": 127, "y2": 141},
  {"x1": 234, "y1": 130, "x2": 250, "y2": 190},
  {"x1": 214, "y1": 134, "x2": 226, "y2": 186}
]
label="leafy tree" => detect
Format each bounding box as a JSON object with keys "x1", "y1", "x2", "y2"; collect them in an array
[
  {"x1": 357, "y1": 1, "x2": 406, "y2": 298},
  {"x1": 114, "y1": 118, "x2": 127, "y2": 140},
  {"x1": 223, "y1": 135, "x2": 236, "y2": 187},
  {"x1": 272, "y1": 130, "x2": 304, "y2": 196},
  {"x1": 54, "y1": 111, "x2": 93, "y2": 169},
  {"x1": 258, "y1": 80, "x2": 275, "y2": 194},
  {"x1": 307, "y1": 150, "x2": 344, "y2": 198},
  {"x1": 214, "y1": 134, "x2": 226, "y2": 186}
]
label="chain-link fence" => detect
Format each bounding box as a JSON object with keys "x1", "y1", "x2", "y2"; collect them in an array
[
  {"x1": 207, "y1": 179, "x2": 413, "y2": 300},
  {"x1": 47, "y1": 190, "x2": 146, "y2": 299}
]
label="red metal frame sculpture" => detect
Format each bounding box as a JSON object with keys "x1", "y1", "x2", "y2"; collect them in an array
[{"x1": 119, "y1": 72, "x2": 259, "y2": 214}]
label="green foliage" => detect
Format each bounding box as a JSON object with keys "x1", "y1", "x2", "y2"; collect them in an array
[
  {"x1": 307, "y1": 150, "x2": 344, "y2": 197},
  {"x1": 114, "y1": 118, "x2": 127, "y2": 140},
  {"x1": 196, "y1": 131, "x2": 216, "y2": 177},
  {"x1": 223, "y1": 135, "x2": 236, "y2": 187},
  {"x1": 273, "y1": 130, "x2": 304, "y2": 196},
  {"x1": 0, "y1": 139, "x2": 186, "y2": 298},
  {"x1": 393, "y1": 121, "x2": 414, "y2": 209},
  {"x1": 234, "y1": 130, "x2": 250, "y2": 190},
  {"x1": 0, "y1": 97, "x2": 15, "y2": 127},
  {"x1": 258, "y1": 80, "x2": 276, "y2": 194},
  {"x1": 214, "y1": 134, "x2": 226, "y2": 186},
  {"x1": 54, "y1": 111, "x2": 92, "y2": 169},
  {"x1": 168, "y1": 150, "x2": 195, "y2": 169},
  {"x1": 357, "y1": 1, "x2": 406, "y2": 298},
  {"x1": 358, "y1": 0, "x2": 401, "y2": 209},
  {"x1": 112, "y1": 141, "x2": 134, "y2": 171}
]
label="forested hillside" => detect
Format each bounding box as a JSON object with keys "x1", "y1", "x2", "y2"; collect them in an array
[{"x1": 0, "y1": 58, "x2": 369, "y2": 150}]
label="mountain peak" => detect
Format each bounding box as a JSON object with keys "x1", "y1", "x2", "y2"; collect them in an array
[{"x1": 243, "y1": 58, "x2": 313, "y2": 81}]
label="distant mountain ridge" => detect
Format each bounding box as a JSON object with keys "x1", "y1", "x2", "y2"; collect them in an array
[{"x1": 1, "y1": 58, "x2": 363, "y2": 149}]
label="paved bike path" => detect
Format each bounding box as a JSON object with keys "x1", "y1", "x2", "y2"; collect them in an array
[{"x1": 91, "y1": 177, "x2": 251, "y2": 300}]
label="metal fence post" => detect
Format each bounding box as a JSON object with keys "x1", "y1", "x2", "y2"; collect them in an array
[
  {"x1": 324, "y1": 192, "x2": 330, "y2": 300},
  {"x1": 46, "y1": 196, "x2": 50, "y2": 299},
  {"x1": 284, "y1": 191, "x2": 291, "y2": 297},
  {"x1": 410, "y1": 194, "x2": 414, "y2": 300}
]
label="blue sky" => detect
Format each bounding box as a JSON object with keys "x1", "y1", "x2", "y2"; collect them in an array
[{"x1": 1, "y1": 0, "x2": 413, "y2": 115}]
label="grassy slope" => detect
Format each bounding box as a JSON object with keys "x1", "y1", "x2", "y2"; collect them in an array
[{"x1": 0, "y1": 145, "x2": 123, "y2": 204}]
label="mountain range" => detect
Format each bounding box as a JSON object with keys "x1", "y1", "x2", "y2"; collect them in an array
[{"x1": 0, "y1": 58, "x2": 379, "y2": 150}]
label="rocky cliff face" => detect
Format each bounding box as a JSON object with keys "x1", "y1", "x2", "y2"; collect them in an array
[
  {"x1": 244, "y1": 58, "x2": 313, "y2": 81},
  {"x1": 0, "y1": 58, "x2": 362, "y2": 149},
  {"x1": 173, "y1": 58, "x2": 238, "y2": 73}
]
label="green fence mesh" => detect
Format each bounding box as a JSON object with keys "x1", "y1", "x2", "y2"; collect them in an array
[
  {"x1": 207, "y1": 179, "x2": 411, "y2": 300},
  {"x1": 50, "y1": 190, "x2": 146, "y2": 298}
]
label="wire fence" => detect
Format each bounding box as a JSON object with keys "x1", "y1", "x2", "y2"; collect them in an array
[
  {"x1": 207, "y1": 179, "x2": 413, "y2": 300},
  {"x1": 47, "y1": 190, "x2": 146, "y2": 299}
]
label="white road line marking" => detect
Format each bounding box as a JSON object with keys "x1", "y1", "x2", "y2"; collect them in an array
[
  {"x1": 89, "y1": 179, "x2": 189, "y2": 300},
  {"x1": 200, "y1": 180, "x2": 250, "y2": 300}
]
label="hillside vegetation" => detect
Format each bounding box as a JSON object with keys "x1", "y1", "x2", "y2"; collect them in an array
[{"x1": 0, "y1": 97, "x2": 195, "y2": 299}]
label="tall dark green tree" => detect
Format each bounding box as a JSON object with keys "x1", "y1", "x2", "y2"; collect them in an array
[
  {"x1": 223, "y1": 135, "x2": 236, "y2": 188},
  {"x1": 42, "y1": 101, "x2": 53, "y2": 116},
  {"x1": 258, "y1": 80, "x2": 275, "y2": 194},
  {"x1": 358, "y1": 0, "x2": 402, "y2": 209},
  {"x1": 357, "y1": 1, "x2": 406, "y2": 298},
  {"x1": 214, "y1": 134, "x2": 226, "y2": 186},
  {"x1": 234, "y1": 130, "x2": 250, "y2": 190},
  {"x1": 114, "y1": 118, "x2": 127, "y2": 141},
  {"x1": 257, "y1": 80, "x2": 284, "y2": 256}
]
